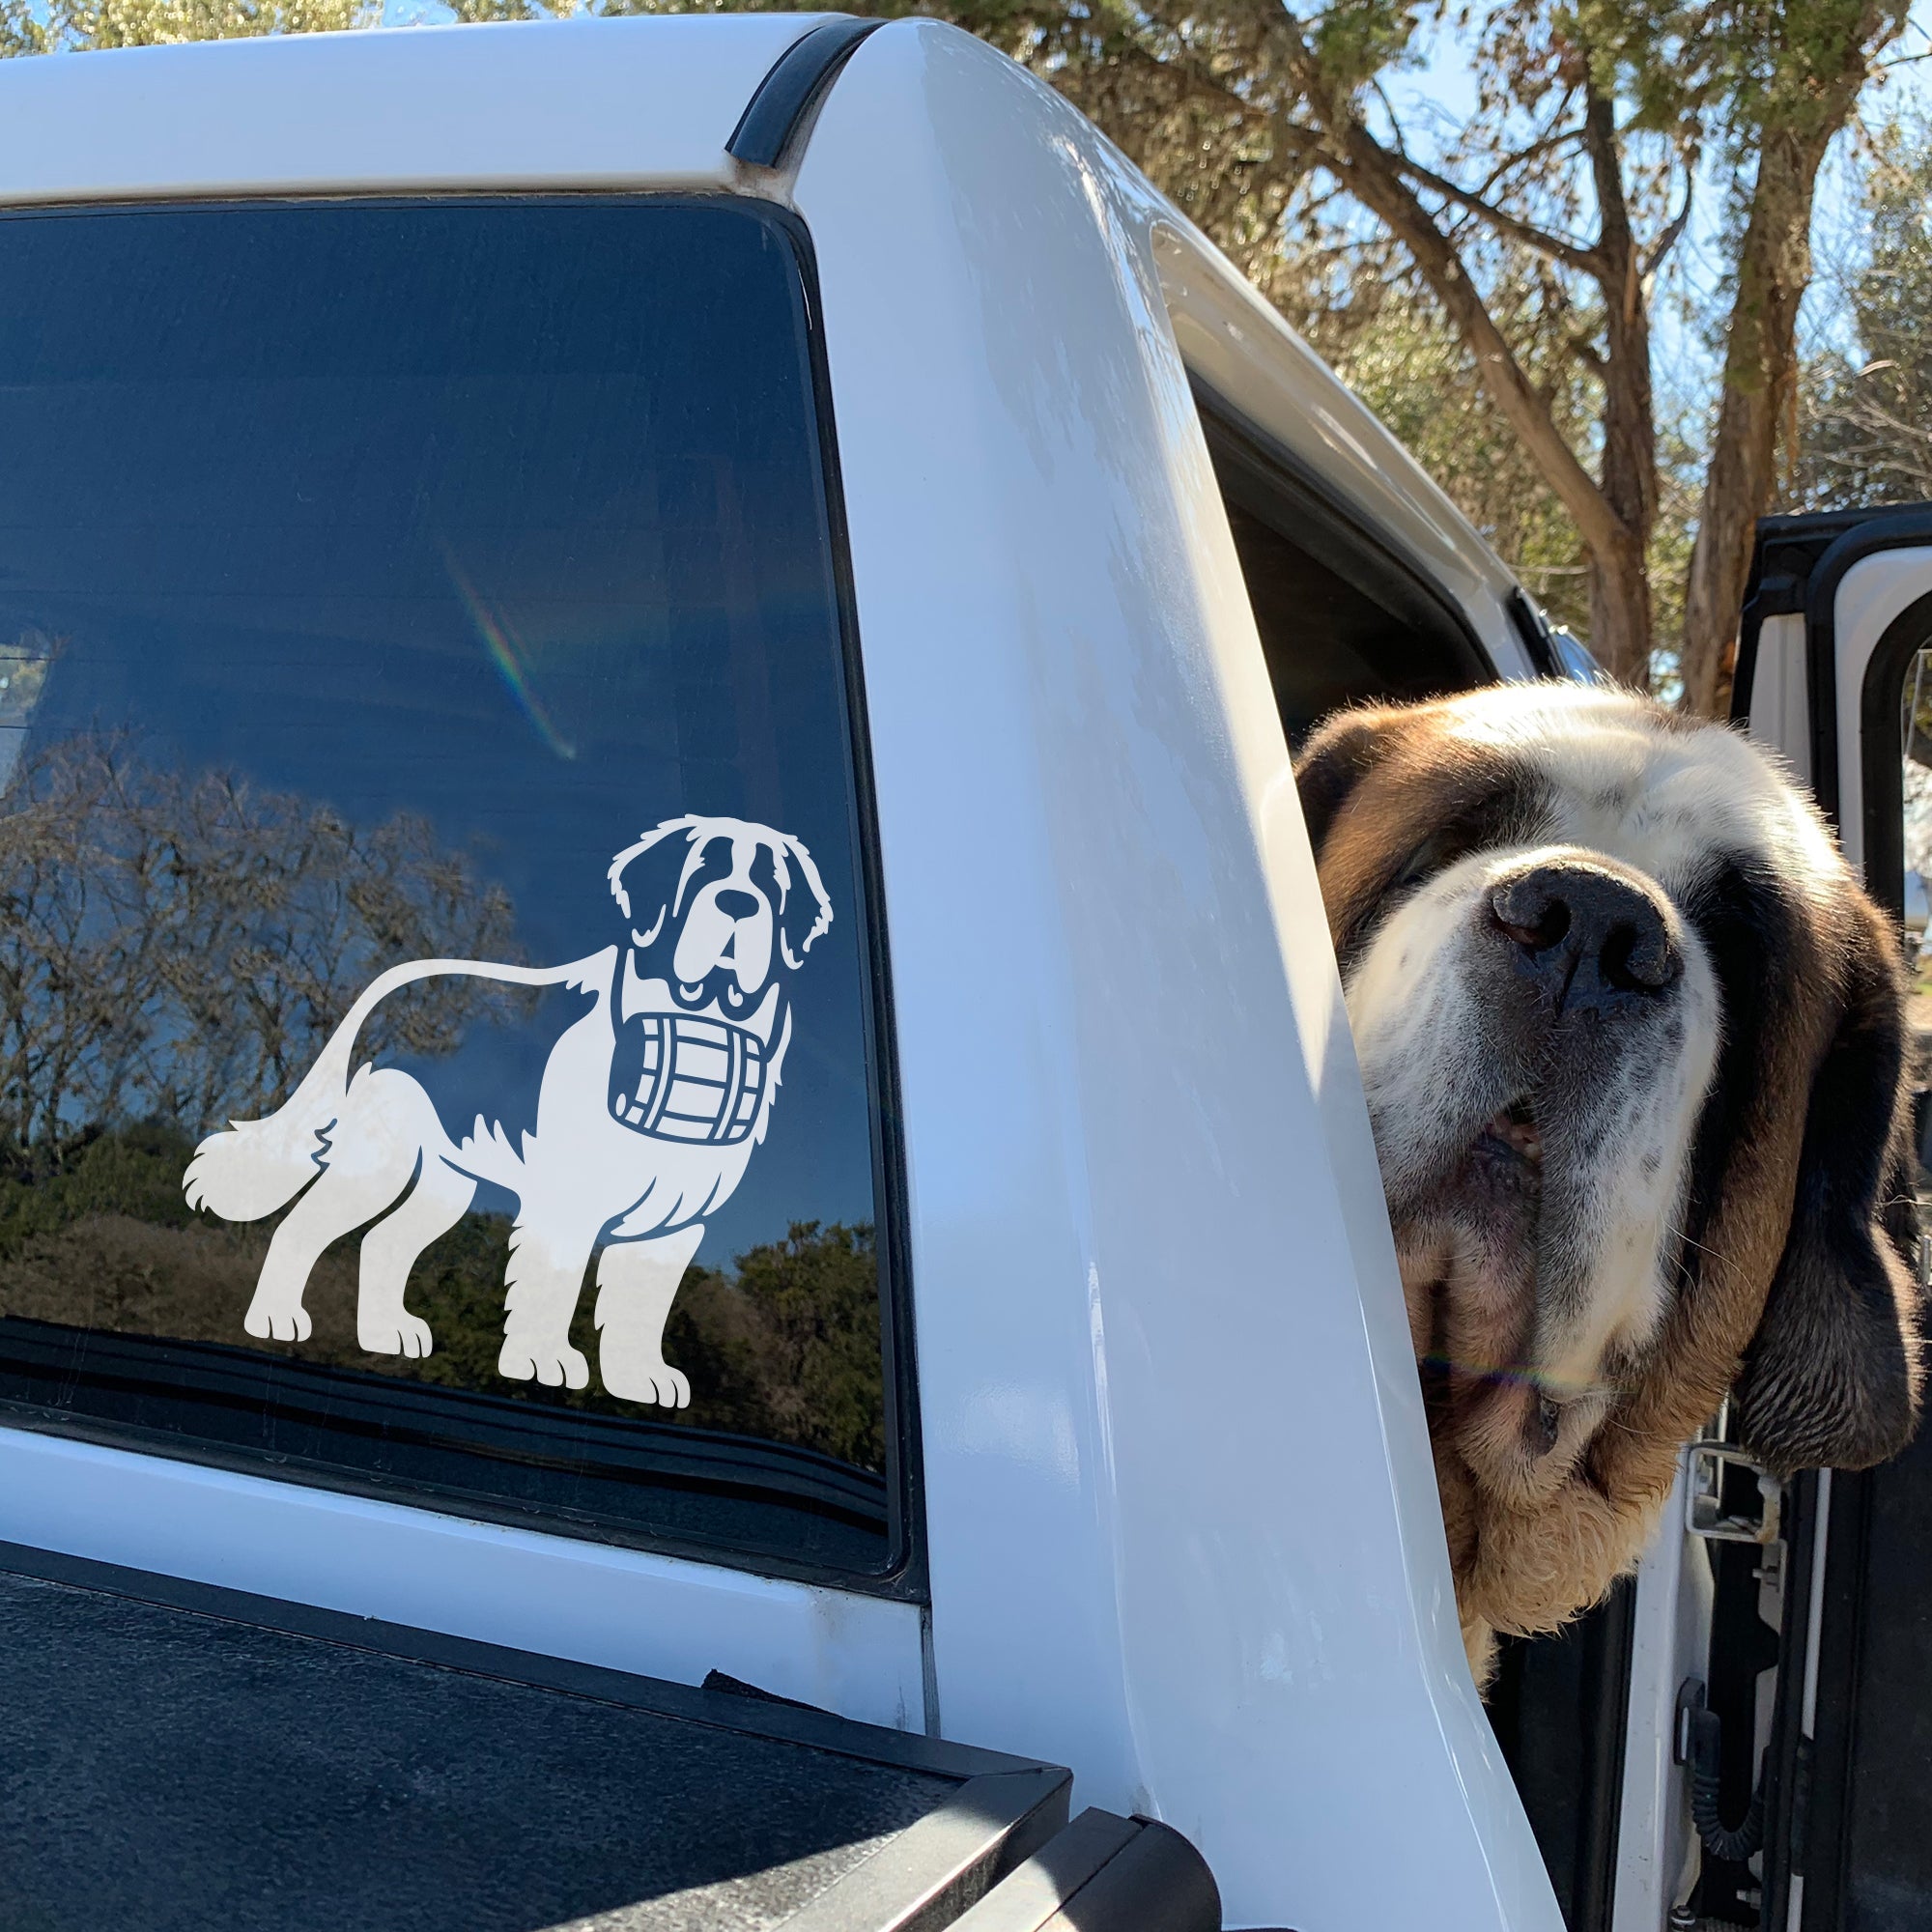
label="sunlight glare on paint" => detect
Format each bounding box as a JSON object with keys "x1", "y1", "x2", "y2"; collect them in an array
[{"x1": 444, "y1": 549, "x2": 578, "y2": 761}]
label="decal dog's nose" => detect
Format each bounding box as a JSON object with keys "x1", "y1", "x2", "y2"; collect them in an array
[
  {"x1": 714, "y1": 889, "x2": 759, "y2": 920},
  {"x1": 1489, "y1": 861, "x2": 1679, "y2": 1013}
]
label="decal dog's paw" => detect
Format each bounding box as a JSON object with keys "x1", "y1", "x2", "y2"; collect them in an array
[
  {"x1": 592, "y1": 1227, "x2": 706, "y2": 1409},
  {"x1": 359, "y1": 1312, "x2": 434, "y2": 1359},
  {"x1": 600, "y1": 1350, "x2": 691, "y2": 1409},
  {"x1": 243, "y1": 1297, "x2": 312, "y2": 1343},
  {"x1": 497, "y1": 1339, "x2": 590, "y2": 1390}
]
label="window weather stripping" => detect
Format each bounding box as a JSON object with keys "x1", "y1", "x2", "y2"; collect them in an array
[{"x1": 727, "y1": 15, "x2": 882, "y2": 170}]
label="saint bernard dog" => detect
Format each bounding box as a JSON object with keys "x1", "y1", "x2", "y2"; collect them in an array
[
  {"x1": 1296, "y1": 681, "x2": 1924, "y2": 1684},
  {"x1": 183, "y1": 814, "x2": 833, "y2": 1407}
]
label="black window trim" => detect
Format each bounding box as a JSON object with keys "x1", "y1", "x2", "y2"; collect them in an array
[
  {"x1": 1733, "y1": 502, "x2": 1932, "y2": 829},
  {"x1": 1507, "y1": 587, "x2": 1566, "y2": 679},
  {"x1": 0, "y1": 189, "x2": 928, "y2": 1606},
  {"x1": 1753, "y1": 594, "x2": 1932, "y2": 1932}
]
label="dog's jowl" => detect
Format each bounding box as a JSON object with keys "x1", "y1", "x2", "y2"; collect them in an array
[
  {"x1": 1296, "y1": 681, "x2": 1926, "y2": 1684},
  {"x1": 183, "y1": 814, "x2": 833, "y2": 1408}
]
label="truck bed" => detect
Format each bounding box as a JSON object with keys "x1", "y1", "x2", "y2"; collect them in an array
[{"x1": 0, "y1": 1543, "x2": 1216, "y2": 1932}]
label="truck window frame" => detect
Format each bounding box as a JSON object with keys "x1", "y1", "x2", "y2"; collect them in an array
[
  {"x1": 0, "y1": 191, "x2": 928, "y2": 1606},
  {"x1": 1187, "y1": 379, "x2": 1500, "y2": 741}
]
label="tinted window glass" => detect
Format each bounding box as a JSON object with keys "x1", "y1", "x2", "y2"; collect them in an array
[{"x1": 0, "y1": 199, "x2": 906, "y2": 1582}]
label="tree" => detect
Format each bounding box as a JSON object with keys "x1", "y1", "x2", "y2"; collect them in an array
[
  {"x1": 453, "y1": 0, "x2": 1896, "y2": 712},
  {"x1": 1794, "y1": 113, "x2": 1932, "y2": 509},
  {"x1": 1270, "y1": 239, "x2": 1603, "y2": 640},
  {"x1": 956, "y1": 0, "x2": 1909, "y2": 711},
  {"x1": 1675, "y1": 3, "x2": 1910, "y2": 712},
  {"x1": 0, "y1": 731, "x2": 523, "y2": 1160},
  {"x1": 1, "y1": 0, "x2": 366, "y2": 52}
]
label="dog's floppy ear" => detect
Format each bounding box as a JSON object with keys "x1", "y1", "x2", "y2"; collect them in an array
[
  {"x1": 609, "y1": 817, "x2": 699, "y2": 946},
  {"x1": 774, "y1": 832, "x2": 835, "y2": 968},
  {"x1": 1293, "y1": 703, "x2": 1399, "y2": 858},
  {"x1": 1736, "y1": 903, "x2": 1925, "y2": 1474}
]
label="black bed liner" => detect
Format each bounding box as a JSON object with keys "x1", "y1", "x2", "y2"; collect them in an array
[{"x1": 0, "y1": 1542, "x2": 1218, "y2": 1932}]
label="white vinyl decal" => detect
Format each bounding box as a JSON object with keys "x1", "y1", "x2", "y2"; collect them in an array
[{"x1": 182, "y1": 816, "x2": 834, "y2": 1406}]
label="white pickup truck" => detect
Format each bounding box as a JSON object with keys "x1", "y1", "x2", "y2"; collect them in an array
[{"x1": 0, "y1": 16, "x2": 1927, "y2": 1932}]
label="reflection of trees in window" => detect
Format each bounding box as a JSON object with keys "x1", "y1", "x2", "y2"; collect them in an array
[
  {"x1": 667, "y1": 1223, "x2": 885, "y2": 1471},
  {"x1": 0, "y1": 1122, "x2": 885, "y2": 1467},
  {"x1": 0, "y1": 739, "x2": 885, "y2": 1468},
  {"x1": 0, "y1": 732, "x2": 522, "y2": 1164}
]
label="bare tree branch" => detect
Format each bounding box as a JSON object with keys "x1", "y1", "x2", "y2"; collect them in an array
[
  {"x1": 1325, "y1": 128, "x2": 1634, "y2": 571},
  {"x1": 1641, "y1": 169, "x2": 1695, "y2": 280},
  {"x1": 1468, "y1": 117, "x2": 1586, "y2": 206},
  {"x1": 1387, "y1": 150, "x2": 1604, "y2": 278}
]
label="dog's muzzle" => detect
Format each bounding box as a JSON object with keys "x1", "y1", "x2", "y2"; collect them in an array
[{"x1": 609, "y1": 1012, "x2": 766, "y2": 1146}]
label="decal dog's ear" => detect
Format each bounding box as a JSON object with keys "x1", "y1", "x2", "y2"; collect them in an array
[
  {"x1": 608, "y1": 817, "x2": 699, "y2": 947},
  {"x1": 1293, "y1": 703, "x2": 1398, "y2": 858},
  {"x1": 1736, "y1": 906, "x2": 1926, "y2": 1473},
  {"x1": 774, "y1": 833, "x2": 835, "y2": 968}
]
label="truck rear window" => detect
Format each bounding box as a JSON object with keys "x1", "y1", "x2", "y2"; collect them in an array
[{"x1": 0, "y1": 197, "x2": 911, "y2": 1587}]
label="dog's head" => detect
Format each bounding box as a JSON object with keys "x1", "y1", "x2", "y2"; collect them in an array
[
  {"x1": 1297, "y1": 682, "x2": 1923, "y2": 1643},
  {"x1": 607, "y1": 815, "x2": 834, "y2": 1016}
]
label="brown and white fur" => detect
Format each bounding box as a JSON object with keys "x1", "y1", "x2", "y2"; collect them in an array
[{"x1": 1296, "y1": 681, "x2": 1925, "y2": 1686}]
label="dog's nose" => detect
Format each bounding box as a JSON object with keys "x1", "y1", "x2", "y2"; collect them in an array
[
  {"x1": 1489, "y1": 861, "x2": 1679, "y2": 1013},
  {"x1": 714, "y1": 889, "x2": 759, "y2": 920}
]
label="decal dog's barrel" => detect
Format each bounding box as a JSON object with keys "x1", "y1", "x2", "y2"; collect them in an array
[{"x1": 610, "y1": 1012, "x2": 767, "y2": 1146}]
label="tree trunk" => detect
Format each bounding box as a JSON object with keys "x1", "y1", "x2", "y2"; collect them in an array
[
  {"x1": 1587, "y1": 537, "x2": 1654, "y2": 689},
  {"x1": 1583, "y1": 83, "x2": 1657, "y2": 692},
  {"x1": 1680, "y1": 131, "x2": 1832, "y2": 717},
  {"x1": 1681, "y1": 7, "x2": 1903, "y2": 718},
  {"x1": 1321, "y1": 122, "x2": 1652, "y2": 688}
]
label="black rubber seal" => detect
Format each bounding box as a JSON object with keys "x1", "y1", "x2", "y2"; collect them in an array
[{"x1": 727, "y1": 16, "x2": 883, "y2": 170}]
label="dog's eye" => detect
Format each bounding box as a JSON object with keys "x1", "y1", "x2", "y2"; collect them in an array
[{"x1": 1393, "y1": 835, "x2": 1452, "y2": 893}]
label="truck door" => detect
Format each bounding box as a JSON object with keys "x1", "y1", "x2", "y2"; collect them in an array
[{"x1": 1730, "y1": 503, "x2": 1932, "y2": 1931}]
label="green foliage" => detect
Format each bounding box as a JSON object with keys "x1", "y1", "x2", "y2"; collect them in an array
[
  {"x1": 1495, "y1": 0, "x2": 1908, "y2": 172},
  {"x1": 0, "y1": 1121, "x2": 886, "y2": 1469},
  {"x1": 664, "y1": 1222, "x2": 885, "y2": 1469},
  {"x1": 1, "y1": 0, "x2": 372, "y2": 52},
  {"x1": 1310, "y1": 279, "x2": 1598, "y2": 640},
  {"x1": 405, "y1": 1217, "x2": 883, "y2": 1469},
  {"x1": 1308, "y1": 0, "x2": 1425, "y2": 96},
  {"x1": 0, "y1": 1120, "x2": 198, "y2": 1253}
]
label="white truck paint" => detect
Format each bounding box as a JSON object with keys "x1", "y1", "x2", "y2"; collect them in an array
[{"x1": 0, "y1": 17, "x2": 1577, "y2": 1928}]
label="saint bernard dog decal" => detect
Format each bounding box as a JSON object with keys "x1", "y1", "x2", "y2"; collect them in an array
[{"x1": 183, "y1": 815, "x2": 834, "y2": 1406}]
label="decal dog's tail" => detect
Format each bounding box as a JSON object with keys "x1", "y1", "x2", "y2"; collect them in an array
[{"x1": 183, "y1": 953, "x2": 606, "y2": 1223}]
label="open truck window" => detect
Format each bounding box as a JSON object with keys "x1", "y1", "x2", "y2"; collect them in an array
[
  {"x1": 1190, "y1": 389, "x2": 1495, "y2": 743},
  {"x1": 0, "y1": 196, "x2": 914, "y2": 1590}
]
